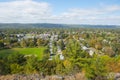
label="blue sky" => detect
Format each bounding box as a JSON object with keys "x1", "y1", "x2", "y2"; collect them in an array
[
  {"x1": 38, "y1": 0, "x2": 120, "y2": 11},
  {"x1": 0, "y1": 0, "x2": 120, "y2": 25}
]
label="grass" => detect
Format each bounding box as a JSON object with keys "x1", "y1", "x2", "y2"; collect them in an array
[{"x1": 0, "y1": 47, "x2": 46, "y2": 59}]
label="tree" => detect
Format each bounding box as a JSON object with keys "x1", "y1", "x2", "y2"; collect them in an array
[
  {"x1": 0, "y1": 41, "x2": 4, "y2": 49},
  {"x1": 36, "y1": 38, "x2": 48, "y2": 46},
  {"x1": 86, "y1": 33, "x2": 90, "y2": 39},
  {"x1": 64, "y1": 39, "x2": 86, "y2": 59},
  {"x1": 89, "y1": 39, "x2": 96, "y2": 47},
  {"x1": 43, "y1": 60, "x2": 57, "y2": 75},
  {"x1": 55, "y1": 61, "x2": 65, "y2": 75},
  {"x1": 0, "y1": 60, "x2": 5, "y2": 74},
  {"x1": 10, "y1": 63, "x2": 23, "y2": 74},
  {"x1": 58, "y1": 39, "x2": 65, "y2": 50},
  {"x1": 0, "y1": 58, "x2": 11, "y2": 75},
  {"x1": 95, "y1": 42, "x2": 102, "y2": 50},
  {"x1": 24, "y1": 56, "x2": 38, "y2": 74},
  {"x1": 83, "y1": 56, "x2": 108, "y2": 80},
  {"x1": 63, "y1": 60, "x2": 72, "y2": 74},
  {"x1": 28, "y1": 39, "x2": 35, "y2": 47},
  {"x1": 7, "y1": 53, "x2": 26, "y2": 65},
  {"x1": 20, "y1": 39, "x2": 27, "y2": 48},
  {"x1": 104, "y1": 47, "x2": 115, "y2": 57},
  {"x1": 37, "y1": 38, "x2": 42, "y2": 46},
  {"x1": 106, "y1": 56, "x2": 120, "y2": 73}
]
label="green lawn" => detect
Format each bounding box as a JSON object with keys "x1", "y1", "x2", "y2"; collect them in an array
[{"x1": 0, "y1": 47, "x2": 46, "y2": 59}]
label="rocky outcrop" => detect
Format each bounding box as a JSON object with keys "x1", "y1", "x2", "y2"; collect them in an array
[
  {"x1": 0, "y1": 73, "x2": 87, "y2": 80},
  {"x1": 115, "y1": 73, "x2": 120, "y2": 80},
  {"x1": 0, "y1": 74, "x2": 42, "y2": 80},
  {"x1": 107, "y1": 73, "x2": 120, "y2": 80}
]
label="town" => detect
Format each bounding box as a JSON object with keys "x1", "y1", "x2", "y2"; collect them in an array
[{"x1": 0, "y1": 27, "x2": 120, "y2": 80}]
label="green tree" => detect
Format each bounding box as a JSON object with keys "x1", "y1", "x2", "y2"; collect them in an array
[
  {"x1": 58, "y1": 39, "x2": 65, "y2": 50},
  {"x1": 24, "y1": 56, "x2": 39, "y2": 74},
  {"x1": 28, "y1": 39, "x2": 35, "y2": 47},
  {"x1": 83, "y1": 56, "x2": 109, "y2": 80},
  {"x1": 7, "y1": 53, "x2": 26, "y2": 65},
  {"x1": 20, "y1": 39, "x2": 27, "y2": 48},
  {"x1": 10, "y1": 63, "x2": 23, "y2": 74},
  {"x1": 0, "y1": 41, "x2": 4, "y2": 49}
]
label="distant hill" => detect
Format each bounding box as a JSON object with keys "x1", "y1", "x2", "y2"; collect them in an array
[
  {"x1": 0, "y1": 23, "x2": 68, "y2": 28},
  {"x1": 0, "y1": 23, "x2": 119, "y2": 28}
]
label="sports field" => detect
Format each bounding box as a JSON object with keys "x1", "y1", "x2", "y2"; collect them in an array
[{"x1": 0, "y1": 47, "x2": 46, "y2": 59}]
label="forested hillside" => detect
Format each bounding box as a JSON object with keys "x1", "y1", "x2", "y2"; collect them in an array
[{"x1": 0, "y1": 23, "x2": 119, "y2": 28}]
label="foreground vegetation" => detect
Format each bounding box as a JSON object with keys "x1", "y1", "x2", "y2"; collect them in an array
[{"x1": 0, "y1": 27, "x2": 120, "y2": 80}]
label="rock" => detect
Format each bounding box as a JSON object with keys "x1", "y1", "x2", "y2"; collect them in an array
[
  {"x1": 64, "y1": 75, "x2": 75, "y2": 80},
  {"x1": 0, "y1": 73, "x2": 87, "y2": 80},
  {"x1": 115, "y1": 73, "x2": 120, "y2": 80},
  {"x1": 74, "y1": 73, "x2": 86, "y2": 80}
]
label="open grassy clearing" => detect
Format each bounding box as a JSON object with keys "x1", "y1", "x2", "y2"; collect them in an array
[{"x1": 0, "y1": 47, "x2": 46, "y2": 59}]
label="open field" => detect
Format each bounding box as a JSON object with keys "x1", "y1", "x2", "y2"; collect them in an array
[{"x1": 0, "y1": 47, "x2": 46, "y2": 59}]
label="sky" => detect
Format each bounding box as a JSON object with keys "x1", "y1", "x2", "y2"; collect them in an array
[{"x1": 0, "y1": 0, "x2": 120, "y2": 25}]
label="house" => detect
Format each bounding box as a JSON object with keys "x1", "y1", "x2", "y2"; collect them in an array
[
  {"x1": 82, "y1": 46, "x2": 88, "y2": 50},
  {"x1": 60, "y1": 54, "x2": 64, "y2": 60},
  {"x1": 82, "y1": 47, "x2": 96, "y2": 56},
  {"x1": 87, "y1": 48, "x2": 97, "y2": 56},
  {"x1": 89, "y1": 50, "x2": 94, "y2": 56},
  {"x1": 79, "y1": 38, "x2": 85, "y2": 41}
]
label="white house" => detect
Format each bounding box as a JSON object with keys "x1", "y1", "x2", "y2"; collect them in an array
[
  {"x1": 60, "y1": 54, "x2": 64, "y2": 60},
  {"x1": 89, "y1": 50, "x2": 94, "y2": 56},
  {"x1": 82, "y1": 46, "x2": 88, "y2": 50}
]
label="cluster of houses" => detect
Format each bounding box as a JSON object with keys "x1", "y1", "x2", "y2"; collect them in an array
[
  {"x1": 16, "y1": 33, "x2": 65, "y2": 60},
  {"x1": 16, "y1": 33, "x2": 51, "y2": 41},
  {"x1": 49, "y1": 34, "x2": 64, "y2": 60},
  {"x1": 81, "y1": 45, "x2": 96, "y2": 56},
  {"x1": 1, "y1": 30, "x2": 119, "y2": 59}
]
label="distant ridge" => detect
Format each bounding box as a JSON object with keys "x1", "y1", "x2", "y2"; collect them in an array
[
  {"x1": 0, "y1": 23, "x2": 119, "y2": 28},
  {"x1": 0, "y1": 23, "x2": 67, "y2": 28}
]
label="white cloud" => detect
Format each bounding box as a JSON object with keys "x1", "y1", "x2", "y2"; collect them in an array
[
  {"x1": 104, "y1": 5, "x2": 120, "y2": 12},
  {"x1": 0, "y1": 0, "x2": 51, "y2": 23},
  {"x1": 0, "y1": 0, "x2": 120, "y2": 25},
  {"x1": 55, "y1": 5, "x2": 120, "y2": 25}
]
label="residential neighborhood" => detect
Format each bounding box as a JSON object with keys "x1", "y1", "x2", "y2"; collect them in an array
[{"x1": 0, "y1": 27, "x2": 120, "y2": 80}]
